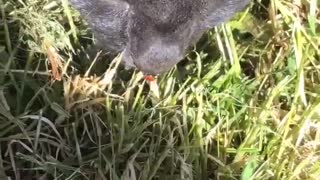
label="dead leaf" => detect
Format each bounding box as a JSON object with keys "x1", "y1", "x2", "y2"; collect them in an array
[{"x1": 46, "y1": 45, "x2": 62, "y2": 81}]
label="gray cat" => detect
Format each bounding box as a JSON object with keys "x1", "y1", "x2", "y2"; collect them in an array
[{"x1": 70, "y1": 0, "x2": 250, "y2": 75}]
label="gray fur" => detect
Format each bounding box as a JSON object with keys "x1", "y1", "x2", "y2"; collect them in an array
[{"x1": 70, "y1": 0, "x2": 250, "y2": 75}]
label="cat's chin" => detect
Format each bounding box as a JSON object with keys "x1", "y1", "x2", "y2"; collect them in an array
[{"x1": 121, "y1": 49, "x2": 136, "y2": 70}]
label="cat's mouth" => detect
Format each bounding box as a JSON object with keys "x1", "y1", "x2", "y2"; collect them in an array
[{"x1": 144, "y1": 74, "x2": 156, "y2": 82}]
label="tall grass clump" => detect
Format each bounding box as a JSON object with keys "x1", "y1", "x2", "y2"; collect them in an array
[{"x1": 0, "y1": 0, "x2": 319, "y2": 179}]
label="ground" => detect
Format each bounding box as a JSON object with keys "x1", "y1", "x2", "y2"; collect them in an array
[{"x1": 0, "y1": 0, "x2": 320, "y2": 179}]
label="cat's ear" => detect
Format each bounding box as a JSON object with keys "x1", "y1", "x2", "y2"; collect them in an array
[{"x1": 202, "y1": 0, "x2": 250, "y2": 28}]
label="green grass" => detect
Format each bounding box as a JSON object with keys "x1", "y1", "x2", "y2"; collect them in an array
[{"x1": 0, "y1": 0, "x2": 320, "y2": 179}]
